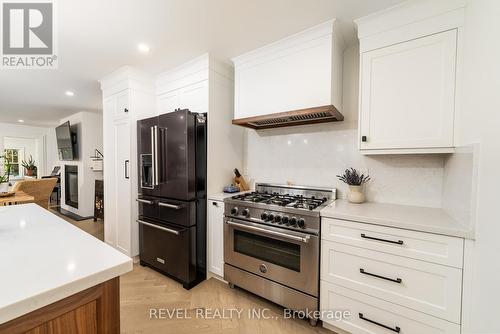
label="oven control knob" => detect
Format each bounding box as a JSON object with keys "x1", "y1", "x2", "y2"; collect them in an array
[
  {"x1": 290, "y1": 217, "x2": 297, "y2": 226},
  {"x1": 297, "y1": 218, "x2": 305, "y2": 228},
  {"x1": 267, "y1": 214, "x2": 274, "y2": 222},
  {"x1": 260, "y1": 212, "x2": 268, "y2": 221},
  {"x1": 281, "y1": 216, "x2": 289, "y2": 225},
  {"x1": 231, "y1": 207, "x2": 238, "y2": 215},
  {"x1": 274, "y1": 215, "x2": 281, "y2": 223},
  {"x1": 241, "y1": 209, "x2": 249, "y2": 217}
]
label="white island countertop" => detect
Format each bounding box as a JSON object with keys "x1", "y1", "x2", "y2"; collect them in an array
[
  {"x1": 0, "y1": 204, "x2": 132, "y2": 324},
  {"x1": 321, "y1": 200, "x2": 473, "y2": 239}
]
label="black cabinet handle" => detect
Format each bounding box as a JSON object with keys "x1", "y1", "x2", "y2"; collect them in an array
[
  {"x1": 124, "y1": 108, "x2": 129, "y2": 113},
  {"x1": 360, "y1": 268, "x2": 402, "y2": 284},
  {"x1": 212, "y1": 202, "x2": 218, "y2": 206},
  {"x1": 361, "y1": 233, "x2": 404, "y2": 245},
  {"x1": 359, "y1": 313, "x2": 400, "y2": 333},
  {"x1": 361, "y1": 135, "x2": 367, "y2": 142},
  {"x1": 125, "y1": 160, "x2": 130, "y2": 179}
]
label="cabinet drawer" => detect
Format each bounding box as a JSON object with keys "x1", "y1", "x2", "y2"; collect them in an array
[
  {"x1": 321, "y1": 218, "x2": 464, "y2": 268},
  {"x1": 321, "y1": 281, "x2": 461, "y2": 334},
  {"x1": 321, "y1": 241, "x2": 462, "y2": 323}
]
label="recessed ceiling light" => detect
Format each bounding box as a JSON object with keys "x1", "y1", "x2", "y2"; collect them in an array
[
  {"x1": 137, "y1": 43, "x2": 151, "y2": 53},
  {"x1": 18, "y1": 119, "x2": 24, "y2": 123},
  {"x1": 65, "y1": 91, "x2": 74, "y2": 97}
]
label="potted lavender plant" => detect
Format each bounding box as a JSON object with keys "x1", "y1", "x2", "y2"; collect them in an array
[{"x1": 336, "y1": 168, "x2": 371, "y2": 204}]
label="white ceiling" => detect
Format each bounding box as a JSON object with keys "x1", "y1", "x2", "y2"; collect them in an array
[{"x1": 0, "y1": 0, "x2": 405, "y2": 127}]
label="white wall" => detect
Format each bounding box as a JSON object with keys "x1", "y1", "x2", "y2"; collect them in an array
[
  {"x1": 59, "y1": 112, "x2": 103, "y2": 217},
  {"x1": 0, "y1": 122, "x2": 58, "y2": 178},
  {"x1": 243, "y1": 45, "x2": 446, "y2": 208},
  {"x1": 457, "y1": 0, "x2": 500, "y2": 332}
]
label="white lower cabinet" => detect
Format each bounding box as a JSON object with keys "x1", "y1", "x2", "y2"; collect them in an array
[
  {"x1": 320, "y1": 218, "x2": 464, "y2": 333},
  {"x1": 208, "y1": 199, "x2": 225, "y2": 277},
  {"x1": 321, "y1": 241, "x2": 462, "y2": 323},
  {"x1": 321, "y1": 282, "x2": 461, "y2": 334}
]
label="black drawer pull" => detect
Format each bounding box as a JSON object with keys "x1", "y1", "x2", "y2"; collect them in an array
[
  {"x1": 360, "y1": 268, "x2": 402, "y2": 284},
  {"x1": 359, "y1": 313, "x2": 400, "y2": 333},
  {"x1": 361, "y1": 233, "x2": 403, "y2": 245}
]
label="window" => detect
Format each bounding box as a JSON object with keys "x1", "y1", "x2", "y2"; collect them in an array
[{"x1": 3, "y1": 149, "x2": 21, "y2": 178}]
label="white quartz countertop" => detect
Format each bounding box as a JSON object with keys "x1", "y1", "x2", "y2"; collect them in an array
[
  {"x1": 208, "y1": 190, "x2": 252, "y2": 201},
  {"x1": 321, "y1": 200, "x2": 473, "y2": 239},
  {"x1": 0, "y1": 204, "x2": 133, "y2": 324}
]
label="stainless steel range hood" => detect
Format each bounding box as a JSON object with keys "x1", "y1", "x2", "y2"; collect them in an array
[{"x1": 232, "y1": 105, "x2": 344, "y2": 129}]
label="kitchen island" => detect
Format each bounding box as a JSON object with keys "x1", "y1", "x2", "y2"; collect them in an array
[{"x1": 0, "y1": 204, "x2": 132, "y2": 334}]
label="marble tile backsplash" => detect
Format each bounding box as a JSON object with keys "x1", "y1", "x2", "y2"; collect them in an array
[{"x1": 243, "y1": 121, "x2": 446, "y2": 208}]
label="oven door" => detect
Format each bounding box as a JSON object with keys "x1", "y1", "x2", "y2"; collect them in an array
[{"x1": 224, "y1": 217, "x2": 319, "y2": 296}]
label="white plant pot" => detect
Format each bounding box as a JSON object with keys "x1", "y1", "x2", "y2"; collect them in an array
[
  {"x1": 348, "y1": 185, "x2": 365, "y2": 204},
  {"x1": 0, "y1": 182, "x2": 9, "y2": 193}
]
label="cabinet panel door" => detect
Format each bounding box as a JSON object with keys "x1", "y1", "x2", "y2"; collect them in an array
[
  {"x1": 114, "y1": 119, "x2": 131, "y2": 255},
  {"x1": 114, "y1": 90, "x2": 130, "y2": 120},
  {"x1": 103, "y1": 97, "x2": 117, "y2": 246},
  {"x1": 208, "y1": 200, "x2": 225, "y2": 277},
  {"x1": 360, "y1": 29, "x2": 457, "y2": 150},
  {"x1": 157, "y1": 81, "x2": 208, "y2": 115},
  {"x1": 158, "y1": 90, "x2": 180, "y2": 115},
  {"x1": 179, "y1": 81, "x2": 208, "y2": 114}
]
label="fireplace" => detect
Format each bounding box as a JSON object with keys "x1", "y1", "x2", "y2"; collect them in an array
[{"x1": 65, "y1": 165, "x2": 78, "y2": 209}]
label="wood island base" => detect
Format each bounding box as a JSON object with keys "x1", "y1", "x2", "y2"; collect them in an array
[{"x1": 0, "y1": 277, "x2": 120, "y2": 334}]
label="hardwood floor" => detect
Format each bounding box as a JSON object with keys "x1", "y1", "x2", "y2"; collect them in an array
[
  {"x1": 50, "y1": 207, "x2": 104, "y2": 241},
  {"x1": 55, "y1": 208, "x2": 333, "y2": 334},
  {"x1": 120, "y1": 265, "x2": 333, "y2": 334}
]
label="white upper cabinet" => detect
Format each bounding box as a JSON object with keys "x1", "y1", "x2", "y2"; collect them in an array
[
  {"x1": 355, "y1": 0, "x2": 465, "y2": 154},
  {"x1": 157, "y1": 80, "x2": 208, "y2": 114},
  {"x1": 232, "y1": 19, "x2": 345, "y2": 120},
  {"x1": 360, "y1": 30, "x2": 457, "y2": 151}
]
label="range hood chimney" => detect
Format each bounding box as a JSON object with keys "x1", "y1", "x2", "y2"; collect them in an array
[{"x1": 231, "y1": 20, "x2": 345, "y2": 130}]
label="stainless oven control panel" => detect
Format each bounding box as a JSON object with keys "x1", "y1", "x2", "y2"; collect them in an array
[{"x1": 224, "y1": 205, "x2": 319, "y2": 235}]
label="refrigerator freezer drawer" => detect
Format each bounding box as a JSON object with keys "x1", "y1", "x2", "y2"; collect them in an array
[
  {"x1": 138, "y1": 219, "x2": 196, "y2": 284},
  {"x1": 137, "y1": 196, "x2": 197, "y2": 227}
]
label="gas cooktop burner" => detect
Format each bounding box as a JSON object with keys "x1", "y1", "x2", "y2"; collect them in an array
[{"x1": 232, "y1": 192, "x2": 328, "y2": 210}]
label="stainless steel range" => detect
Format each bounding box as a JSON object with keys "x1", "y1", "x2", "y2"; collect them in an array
[{"x1": 223, "y1": 183, "x2": 336, "y2": 326}]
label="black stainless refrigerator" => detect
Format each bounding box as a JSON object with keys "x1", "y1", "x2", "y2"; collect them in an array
[{"x1": 136, "y1": 109, "x2": 207, "y2": 289}]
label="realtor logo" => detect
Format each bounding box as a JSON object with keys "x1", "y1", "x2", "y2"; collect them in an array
[{"x1": 1, "y1": 0, "x2": 57, "y2": 69}]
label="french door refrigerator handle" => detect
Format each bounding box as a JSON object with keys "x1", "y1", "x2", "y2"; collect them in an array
[
  {"x1": 137, "y1": 219, "x2": 180, "y2": 235},
  {"x1": 150, "y1": 126, "x2": 156, "y2": 186},
  {"x1": 154, "y1": 125, "x2": 159, "y2": 186}
]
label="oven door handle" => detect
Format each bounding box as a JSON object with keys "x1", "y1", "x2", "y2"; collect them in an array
[{"x1": 226, "y1": 220, "x2": 310, "y2": 244}]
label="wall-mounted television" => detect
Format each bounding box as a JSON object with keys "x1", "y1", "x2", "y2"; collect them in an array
[{"x1": 56, "y1": 121, "x2": 77, "y2": 161}]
